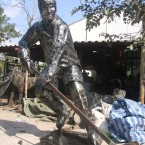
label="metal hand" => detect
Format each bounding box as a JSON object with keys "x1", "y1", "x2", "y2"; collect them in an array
[{"x1": 39, "y1": 73, "x2": 52, "y2": 87}]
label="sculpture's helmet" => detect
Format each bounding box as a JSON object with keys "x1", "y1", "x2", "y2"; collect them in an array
[{"x1": 38, "y1": 0, "x2": 56, "y2": 13}]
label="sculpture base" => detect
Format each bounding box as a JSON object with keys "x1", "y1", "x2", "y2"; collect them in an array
[{"x1": 40, "y1": 129, "x2": 88, "y2": 145}]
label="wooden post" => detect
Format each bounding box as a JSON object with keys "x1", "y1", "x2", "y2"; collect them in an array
[
  {"x1": 140, "y1": 79, "x2": 145, "y2": 103},
  {"x1": 24, "y1": 70, "x2": 28, "y2": 99},
  {"x1": 139, "y1": 16, "x2": 145, "y2": 104}
]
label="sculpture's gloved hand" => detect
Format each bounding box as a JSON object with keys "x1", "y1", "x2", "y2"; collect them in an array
[
  {"x1": 18, "y1": 48, "x2": 33, "y2": 73},
  {"x1": 39, "y1": 73, "x2": 52, "y2": 87}
]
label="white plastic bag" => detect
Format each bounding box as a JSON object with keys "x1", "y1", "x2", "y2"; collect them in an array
[
  {"x1": 92, "y1": 108, "x2": 109, "y2": 133},
  {"x1": 101, "y1": 100, "x2": 112, "y2": 119}
]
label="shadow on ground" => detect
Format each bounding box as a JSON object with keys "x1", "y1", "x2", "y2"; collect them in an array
[
  {"x1": 0, "y1": 119, "x2": 51, "y2": 145},
  {"x1": 0, "y1": 119, "x2": 49, "y2": 137},
  {"x1": 0, "y1": 119, "x2": 89, "y2": 145}
]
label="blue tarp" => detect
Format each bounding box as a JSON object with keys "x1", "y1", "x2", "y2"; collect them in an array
[{"x1": 109, "y1": 98, "x2": 145, "y2": 144}]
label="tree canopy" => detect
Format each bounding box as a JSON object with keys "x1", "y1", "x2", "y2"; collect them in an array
[
  {"x1": 0, "y1": 5, "x2": 21, "y2": 44},
  {"x1": 0, "y1": 0, "x2": 39, "y2": 28},
  {"x1": 72, "y1": 0, "x2": 145, "y2": 38}
]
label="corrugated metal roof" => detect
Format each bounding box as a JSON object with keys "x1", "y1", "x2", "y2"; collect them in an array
[
  {"x1": 0, "y1": 40, "x2": 131, "y2": 47},
  {"x1": 0, "y1": 44, "x2": 17, "y2": 47},
  {"x1": 74, "y1": 40, "x2": 133, "y2": 51},
  {"x1": 0, "y1": 41, "x2": 133, "y2": 61}
]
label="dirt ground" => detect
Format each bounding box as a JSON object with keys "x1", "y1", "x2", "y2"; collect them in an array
[{"x1": 0, "y1": 102, "x2": 88, "y2": 145}]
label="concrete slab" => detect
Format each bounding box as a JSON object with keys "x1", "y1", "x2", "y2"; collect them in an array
[
  {"x1": 0, "y1": 104, "x2": 142, "y2": 145},
  {"x1": 0, "y1": 106, "x2": 77, "y2": 145}
]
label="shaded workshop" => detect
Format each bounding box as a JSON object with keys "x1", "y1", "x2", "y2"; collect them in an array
[{"x1": 0, "y1": 40, "x2": 140, "y2": 101}]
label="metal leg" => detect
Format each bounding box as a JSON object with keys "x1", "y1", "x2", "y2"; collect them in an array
[
  {"x1": 68, "y1": 81, "x2": 90, "y2": 115},
  {"x1": 35, "y1": 86, "x2": 69, "y2": 129},
  {"x1": 68, "y1": 81, "x2": 101, "y2": 145}
]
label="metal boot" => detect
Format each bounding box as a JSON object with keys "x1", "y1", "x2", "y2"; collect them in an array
[
  {"x1": 56, "y1": 107, "x2": 70, "y2": 129},
  {"x1": 86, "y1": 126, "x2": 102, "y2": 145}
]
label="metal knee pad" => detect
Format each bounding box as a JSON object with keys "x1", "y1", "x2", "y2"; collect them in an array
[{"x1": 35, "y1": 85, "x2": 45, "y2": 98}]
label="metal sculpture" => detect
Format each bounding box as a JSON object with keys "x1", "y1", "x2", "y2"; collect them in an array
[{"x1": 18, "y1": 0, "x2": 97, "y2": 144}]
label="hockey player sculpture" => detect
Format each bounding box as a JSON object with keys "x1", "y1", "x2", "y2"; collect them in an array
[{"x1": 18, "y1": 0, "x2": 97, "y2": 144}]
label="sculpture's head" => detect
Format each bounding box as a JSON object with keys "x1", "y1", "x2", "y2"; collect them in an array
[{"x1": 38, "y1": 0, "x2": 56, "y2": 21}]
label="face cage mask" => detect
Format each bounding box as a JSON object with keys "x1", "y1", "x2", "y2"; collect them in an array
[{"x1": 39, "y1": 2, "x2": 57, "y2": 13}]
